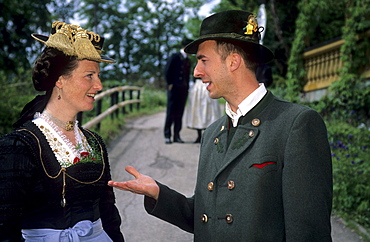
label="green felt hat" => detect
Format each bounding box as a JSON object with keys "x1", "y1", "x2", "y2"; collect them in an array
[{"x1": 184, "y1": 10, "x2": 274, "y2": 64}]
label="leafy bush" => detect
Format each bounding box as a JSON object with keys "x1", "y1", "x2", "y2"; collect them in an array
[
  {"x1": 0, "y1": 70, "x2": 38, "y2": 135},
  {"x1": 327, "y1": 120, "x2": 370, "y2": 227},
  {"x1": 140, "y1": 87, "x2": 166, "y2": 112}
]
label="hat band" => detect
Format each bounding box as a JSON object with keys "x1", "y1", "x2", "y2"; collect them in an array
[{"x1": 197, "y1": 32, "x2": 258, "y2": 43}]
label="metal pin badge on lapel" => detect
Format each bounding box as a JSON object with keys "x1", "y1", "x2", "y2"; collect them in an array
[
  {"x1": 251, "y1": 118, "x2": 261, "y2": 127},
  {"x1": 220, "y1": 125, "x2": 225, "y2": 131}
]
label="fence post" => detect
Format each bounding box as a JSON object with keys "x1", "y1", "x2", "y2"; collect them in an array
[
  {"x1": 110, "y1": 87, "x2": 118, "y2": 119},
  {"x1": 137, "y1": 89, "x2": 141, "y2": 110},
  {"x1": 129, "y1": 90, "x2": 133, "y2": 112},
  {"x1": 114, "y1": 89, "x2": 119, "y2": 118},
  {"x1": 96, "y1": 99, "x2": 102, "y2": 131},
  {"x1": 122, "y1": 90, "x2": 126, "y2": 114},
  {"x1": 81, "y1": 86, "x2": 143, "y2": 130}
]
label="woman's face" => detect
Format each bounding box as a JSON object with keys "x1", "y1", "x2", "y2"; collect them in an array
[{"x1": 57, "y1": 60, "x2": 102, "y2": 113}]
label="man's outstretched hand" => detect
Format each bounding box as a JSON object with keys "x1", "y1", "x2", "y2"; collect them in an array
[{"x1": 108, "y1": 166, "x2": 160, "y2": 200}]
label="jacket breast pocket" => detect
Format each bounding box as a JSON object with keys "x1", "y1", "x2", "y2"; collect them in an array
[{"x1": 248, "y1": 157, "x2": 277, "y2": 176}]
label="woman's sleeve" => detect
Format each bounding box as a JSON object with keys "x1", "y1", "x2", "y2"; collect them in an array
[
  {"x1": 0, "y1": 134, "x2": 37, "y2": 241},
  {"x1": 95, "y1": 133, "x2": 125, "y2": 242},
  {"x1": 99, "y1": 187, "x2": 125, "y2": 242}
]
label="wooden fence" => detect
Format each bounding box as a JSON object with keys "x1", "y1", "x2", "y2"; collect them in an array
[{"x1": 78, "y1": 86, "x2": 143, "y2": 130}]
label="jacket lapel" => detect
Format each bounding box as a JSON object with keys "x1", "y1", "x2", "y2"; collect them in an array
[
  {"x1": 211, "y1": 91, "x2": 275, "y2": 177},
  {"x1": 215, "y1": 123, "x2": 259, "y2": 177}
]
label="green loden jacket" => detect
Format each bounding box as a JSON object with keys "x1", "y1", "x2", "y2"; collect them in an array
[{"x1": 145, "y1": 91, "x2": 333, "y2": 241}]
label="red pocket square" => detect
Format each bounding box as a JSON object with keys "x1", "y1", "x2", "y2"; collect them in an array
[{"x1": 251, "y1": 161, "x2": 276, "y2": 169}]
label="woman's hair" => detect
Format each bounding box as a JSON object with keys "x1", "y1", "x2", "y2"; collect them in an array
[
  {"x1": 215, "y1": 40, "x2": 258, "y2": 72},
  {"x1": 32, "y1": 47, "x2": 79, "y2": 91}
]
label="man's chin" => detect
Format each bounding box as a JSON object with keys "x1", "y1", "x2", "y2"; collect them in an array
[{"x1": 208, "y1": 93, "x2": 219, "y2": 99}]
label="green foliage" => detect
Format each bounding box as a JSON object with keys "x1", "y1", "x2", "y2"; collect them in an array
[
  {"x1": 327, "y1": 121, "x2": 370, "y2": 227},
  {"x1": 0, "y1": 0, "x2": 52, "y2": 74},
  {"x1": 325, "y1": 0, "x2": 370, "y2": 119},
  {"x1": 78, "y1": 0, "x2": 204, "y2": 88},
  {"x1": 216, "y1": 0, "x2": 301, "y2": 78},
  {"x1": 0, "y1": 70, "x2": 38, "y2": 135},
  {"x1": 140, "y1": 87, "x2": 167, "y2": 111},
  {"x1": 1, "y1": 0, "x2": 206, "y2": 90},
  {"x1": 268, "y1": 74, "x2": 288, "y2": 99},
  {"x1": 48, "y1": 1, "x2": 75, "y2": 21},
  {"x1": 286, "y1": 0, "x2": 369, "y2": 105},
  {"x1": 285, "y1": 0, "x2": 330, "y2": 101}
]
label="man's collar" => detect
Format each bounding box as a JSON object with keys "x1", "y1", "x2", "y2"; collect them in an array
[
  {"x1": 180, "y1": 48, "x2": 187, "y2": 58},
  {"x1": 225, "y1": 83, "x2": 267, "y2": 127}
]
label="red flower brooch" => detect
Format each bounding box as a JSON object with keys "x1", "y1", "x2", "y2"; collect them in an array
[{"x1": 73, "y1": 151, "x2": 98, "y2": 164}]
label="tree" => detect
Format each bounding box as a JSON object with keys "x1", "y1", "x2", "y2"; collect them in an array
[
  {"x1": 0, "y1": 0, "x2": 52, "y2": 75},
  {"x1": 78, "y1": 0, "x2": 199, "y2": 88},
  {"x1": 214, "y1": 0, "x2": 301, "y2": 76},
  {"x1": 325, "y1": 0, "x2": 370, "y2": 121},
  {"x1": 0, "y1": 0, "x2": 54, "y2": 134},
  {"x1": 78, "y1": 0, "x2": 129, "y2": 83},
  {"x1": 48, "y1": 0, "x2": 76, "y2": 22}
]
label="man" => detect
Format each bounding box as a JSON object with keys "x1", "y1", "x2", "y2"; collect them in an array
[
  {"x1": 109, "y1": 10, "x2": 333, "y2": 241},
  {"x1": 256, "y1": 62, "x2": 273, "y2": 87},
  {"x1": 163, "y1": 38, "x2": 192, "y2": 144}
]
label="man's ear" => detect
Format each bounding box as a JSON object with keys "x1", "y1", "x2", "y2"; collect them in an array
[{"x1": 229, "y1": 53, "x2": 242, "y2": 72}]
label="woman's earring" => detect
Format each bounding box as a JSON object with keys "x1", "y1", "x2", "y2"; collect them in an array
[{"x1": 58, "y1": 94, "x2": 61, "y2": 100}]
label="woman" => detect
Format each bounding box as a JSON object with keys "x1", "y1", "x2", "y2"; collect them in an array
[
  {"x1": 185, "y1": 79, "x2": 222, "y2": 143},
  {"x1": 0, "y1": 21, "x2": 124, "y2": 241}
]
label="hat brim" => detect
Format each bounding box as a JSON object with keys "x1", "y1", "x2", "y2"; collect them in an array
[
  {"x1": 31, "y1": 33, "x2": 116, "y2": 64},
  {"x1": 184, "y1": 35, "x2": 274, "y2": 64}
]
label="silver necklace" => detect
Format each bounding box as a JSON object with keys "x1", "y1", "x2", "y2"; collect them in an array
[{"x1": 43, "y1": 110, "x2": 76, "y2": 131}]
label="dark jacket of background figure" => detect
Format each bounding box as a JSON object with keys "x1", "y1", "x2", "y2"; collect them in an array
[
  {"x1": 256, "y1": 63, "x2": 273, "y2": 88},
  {"x1": 144, "y1": 91, "x2": 333, "y2": 241},
  {"x1": 163, "y1": 51, "x2": 191, "y2": 139},
  {"x1": 0, "y1": 121, "x2": 124, "y2": 241}
]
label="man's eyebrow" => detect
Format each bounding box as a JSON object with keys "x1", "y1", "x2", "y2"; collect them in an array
[{"x1": 197, "y1": 54, "x2": 206, "y2": 60}]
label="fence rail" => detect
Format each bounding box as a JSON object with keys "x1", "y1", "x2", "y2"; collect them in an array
[
  {"x1": 79, "y1": 86, "x2": 144, "y2": 130},
  {"x1": 303, "y1": 39, "x2": 344, "y2": 92},
  {"x1": 303, "y1": 30, "x2": 370, "y2": 92}
]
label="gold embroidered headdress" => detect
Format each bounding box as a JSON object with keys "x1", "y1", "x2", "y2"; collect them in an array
[{"x1": 31, "y1": 21, "x2": 115, "y2": 63}]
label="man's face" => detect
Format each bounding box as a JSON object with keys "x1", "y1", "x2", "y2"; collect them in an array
[{"x1": 193, "y1": 40, "x2": 233, "y2": 100}]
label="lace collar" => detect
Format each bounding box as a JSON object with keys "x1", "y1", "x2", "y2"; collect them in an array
[{"x1": 33, "y1": 112, "x2": 91, "y2": 168}]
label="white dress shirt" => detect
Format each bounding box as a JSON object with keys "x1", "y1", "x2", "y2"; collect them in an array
[{"x1": 225, "y1": 83, "x2": 267, "y2": 127}]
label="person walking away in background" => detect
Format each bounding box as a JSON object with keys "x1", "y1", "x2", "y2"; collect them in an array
[
  {"x1": 163, "y1": 38, "x2": 193, "y2": 144},
  {"x1": 256, "y1": 62, "x2": 273, "y2": 87},
  {"x1": 0, "y1": 21, "x2": 124, "y2": 241},
  {"x1": 109, "y1": 10, "x2": 332, "y2": 241}
]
